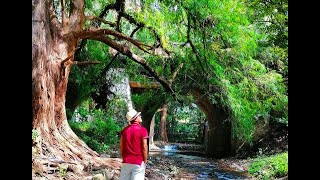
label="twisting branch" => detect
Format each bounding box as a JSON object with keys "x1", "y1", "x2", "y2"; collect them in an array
[
  {"x1": 71, "y1": 29, "x2": 152, "y2": 53},
  {"x1": 87, "y1": 35, "x2": 174, "y2": 94},
  {"x1": 96, "y1": 3, "x2": 172, "y2": 56},
  {"x1": 182, "y1": 11, "x2": 205, "y2": 72},
  {"x1": 121, "y1": 12, "x2": 172, "y2": 55},
  {"x1": 75, "y1": 3, "x2": 116, "y2": 61},
  {"x1": 130, "y1": 26, "x2": 142, "y2": 37},
  {"x1": 99, "y1": 4, "x2": 116, "y2": 18},
  {"x1": 85, "y1": 16, "x2": 116, "y2": 27}
]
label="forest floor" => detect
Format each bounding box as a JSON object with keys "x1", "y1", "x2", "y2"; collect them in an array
[
  {"x1": 32, "y1": 151, "x2": 253, "y2": 180},
  {"x1": 32, "y1": 125, "x2": 287, "y2": 179}
]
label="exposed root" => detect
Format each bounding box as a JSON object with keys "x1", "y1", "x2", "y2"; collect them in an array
[{"x1": 32, "y1": 121, "x2": 122, "y2": 179}]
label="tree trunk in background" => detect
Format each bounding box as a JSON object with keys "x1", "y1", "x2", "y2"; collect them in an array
[
  {"x1": 32, "y1": 0, "x2": 118, "y2": 168},
  {"x1": 158, "y1": 102, "x2": 168, "y2": 143},
  {"x1": 149, "y1": 113, "x2": 156, "y2": 147}
]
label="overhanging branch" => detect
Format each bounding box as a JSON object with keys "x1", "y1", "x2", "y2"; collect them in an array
[
  {"x1": 71, "y1": 29, "x2": 152, "y2": 53},
  {"x1": 88, "y1": 35, "x2": 174, "y2": 94}
]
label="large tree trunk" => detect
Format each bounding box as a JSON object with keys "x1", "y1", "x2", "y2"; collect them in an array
[
  {"x1": 158, "y1": 102, "x2": 168, "y2": 143},
  {"x1": 32, "y1": 0, "x2": 92, "y2": 160},
  {"x1": 32, "y1": 0, "x2": 120, "y2": 173},
  {"x1": 32, "y1": 0, "x2": 174, "y2": 176}
]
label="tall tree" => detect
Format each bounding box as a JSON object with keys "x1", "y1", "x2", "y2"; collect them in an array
[
  {"x1": 32, "y1": 0, "x2": 173, "y2": 166},
  {"x1": 32, "y1": 0, "x2": 288, "y2": 165}
]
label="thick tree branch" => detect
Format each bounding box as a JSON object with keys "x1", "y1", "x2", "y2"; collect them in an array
[
  {"x1": 60, "y1": 0, "x2": 66, "y2": 26},
  {"x1": 71, "y1": 29, "x2": 152, "y2": 53},
  {"x1": 61, "y1": 47, "x2": 79, "y2": 65},
  {"x1": 48, "y1": 0, "x2": 61, "y2": 36},
  {"x1": 88, "y1": 36, "x2": 174, "y2": 94},
  {"x1": 75, "y1": 3, "x2": 116, "y2": 60},
  {"x1": 72, "y1": 61, "x2": 101, "y2": 66},
  {"x1": 96, "y1": 4, "x2": 172, "y2": 56},
  {"x1": 69, "y1": 0, "x2": 85, "y2": 31},
  {"x1": 85, "y1": 16, "x2": 116, "y2": 27}
]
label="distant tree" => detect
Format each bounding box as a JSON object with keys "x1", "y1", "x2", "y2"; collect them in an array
[{"x1": 158, "y1": 102, "x2": 168, "y2": 143}]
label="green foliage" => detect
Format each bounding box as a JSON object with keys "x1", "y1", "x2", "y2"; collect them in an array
[
  {"x1": 221, "y1": 65, "x2": 288, "y2": 141},
  {"x1": 105, "y1": 95, "x2": 128, "y2": 127},
  {"x1": 248, "y1": 152, "x2": 288, "y2": 179},
  {"x1": 67, "y1": 40, "x2": 110, "y2": 106},
  {"x1": 150, "y1": 99, "x2": 206, "y2": 143},
  {"x1": 69, "y1": 109, "x2": 121, "y2": 153},
  {"x1": 58, "y1": 164, "x2": 68, "y2": 178},
  {"x1": 248, "y1": 0, "x2": 288, "y2": 83},
  {"x1": 32, "y1": 129, "x2": 38, "y2": 143},
  {"x1": 66, "y1": 0, "x2": 288, "y2": 144}
]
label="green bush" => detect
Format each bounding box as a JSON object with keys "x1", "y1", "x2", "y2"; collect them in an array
[
  {"x1": 248, "y1": 152, "x2": 288, "y2": 179},
  {"x1": 69, "y1": 111, "x2": 121, "y2": 153}
]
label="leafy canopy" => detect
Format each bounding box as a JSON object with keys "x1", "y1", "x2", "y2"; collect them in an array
[{"x1": 67, "y1": 0, "x2": 288, "y2": 142}]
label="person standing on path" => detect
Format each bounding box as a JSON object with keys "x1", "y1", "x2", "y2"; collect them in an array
[{"x1": 119, "y1": 109, "x2": 149, "y2": 180}]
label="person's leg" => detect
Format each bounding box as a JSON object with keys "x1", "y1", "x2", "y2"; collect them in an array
[
  {"x1": 119, "y1": 163, "x2": 133, "y2": 180},
  {"x1": 131, "y1": 162, "x2": 146, "y2": 180}
]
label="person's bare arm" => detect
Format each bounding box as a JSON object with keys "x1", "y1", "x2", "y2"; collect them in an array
[
  {"x1": 120, "y1": 136, "x2": 124, "y2": 158},
  {"x1": 142, "y1": 138, "x2": 148, "y2": 164}
]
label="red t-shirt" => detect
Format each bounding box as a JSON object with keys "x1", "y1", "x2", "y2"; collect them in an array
[{"x1": 121, "y1": 123, "x2": 148, "y2": 165}]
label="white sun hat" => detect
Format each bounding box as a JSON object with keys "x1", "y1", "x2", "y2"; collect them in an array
[{"x1": 126, "y1": 109, "x2": 141, "y2": 122}]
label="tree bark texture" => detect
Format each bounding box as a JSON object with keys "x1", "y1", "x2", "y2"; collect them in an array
[
  {"x1": 32, "y1": 0, "x2": 179, "y2": 171},
  {"x1": 32, "y1": 0, "x2": 121, "y2": 169},
  {"x1": 158, "y1": 102, "x2": 168, "y2": 143}
]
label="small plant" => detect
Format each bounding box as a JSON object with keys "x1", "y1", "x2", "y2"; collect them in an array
[
  {"x1": 32, "y1": 129, "x2": 38, "y2": 145},
  {"x1": 58, "y1": 164, "x2": 68, "y2": 178},
  {"x1": 248, "y1": 152, "x2": 288, "y2": 179}
]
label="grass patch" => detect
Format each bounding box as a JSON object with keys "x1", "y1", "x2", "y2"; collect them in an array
[{"x1": 248, "y1": 152, "x2": 288, "y2": 179}]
